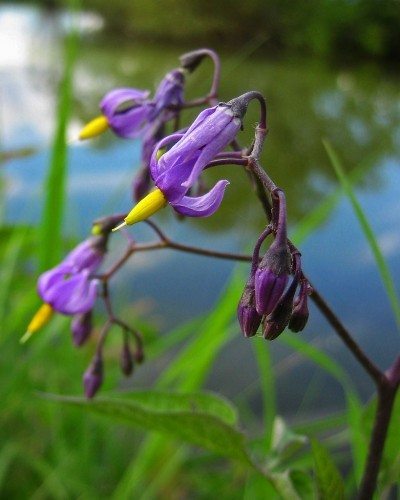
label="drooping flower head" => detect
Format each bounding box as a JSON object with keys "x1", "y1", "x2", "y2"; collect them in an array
[
  {"x1": 37, "y1": 236, "x2": 106, "y2": 316},
  {"x1": 114, "y1": 102, "x2": 242, "y2": 230},
  {"x1": 78, "y1": 68, "x2": 185, "y2": 142}
]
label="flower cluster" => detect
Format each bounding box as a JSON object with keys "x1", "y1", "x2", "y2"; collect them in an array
[
  {"x1": 238, "y1": 192, "x2": 310, "y2": 339},
  {"x1": 79, "y1": 68, "x2": 185, "y2": 201},
  {"x1": 26, "y1": 49, "x2": 310, "y2": 399}
]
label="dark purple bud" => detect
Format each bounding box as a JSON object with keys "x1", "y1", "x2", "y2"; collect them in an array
[
  {"x1": 132, "y1": 166, "x2": 152, "y2": 201},
  {"x1": 83, "y1": 353, "x2": 103, "y2": 399},
  {"x1": 255, "y1": 240, "x2": 291, "y2": 316},
  {"x1": 71, "y1": 311, "x2": 92, "y2": 346},
  {"x1": 288, "y1": 285, "x2": 309, "y2": 333},
  {"x1": 120, "y1": 340, "x2": 134, "y2": 376},
  {"x1": 135, "y1": 346, "x2": 145, "y2": 364},
  {"x1": 262, "y1": 278, "x2": 298, "y2": 341},
  {"x1": 237, "y1": 277, "x2": 262, "y2": 337}
]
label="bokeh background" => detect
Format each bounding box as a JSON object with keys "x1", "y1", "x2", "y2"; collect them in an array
[{"x1": 1, "y1": 0, "x2": 400, "y2": 497}]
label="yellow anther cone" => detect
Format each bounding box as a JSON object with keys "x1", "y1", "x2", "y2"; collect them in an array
[
  {"x1": 113, "y1": 188, "x2": 167, "y2": 231},
  {"x1": 79, "y1": 115, "x2": 109, "y2": 140},
  {"x1": 21, "y1": 303, "x2": 53, "y2": 344}
]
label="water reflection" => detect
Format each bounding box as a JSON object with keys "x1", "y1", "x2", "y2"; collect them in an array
[{"x1": 2, "y1": 4, "x2": 400, "y2": 415}]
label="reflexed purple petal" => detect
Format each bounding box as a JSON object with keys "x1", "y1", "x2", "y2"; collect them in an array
[
  {"x1": 108, "y1": 105, "x2": 152, "y2": 139},
  {"x1": 149, "y1": 69, "x2": 184, "y2": 121},
  {"x1": 183, "y1": 106, "x2": 218, "y2": 136},
  {"x1": 169, "y1": 106, "x2": 233, "y2": 157},
  {"x1": 150, "y1": 133, "x2": 184, "y2": 180},
  {"x1": 181, "y1": 118, "x2": 241, "y2": 189},
  {"x1": 100, "y1": 88, "x2": 150, "y2": 117},
  {"x1": 46, "y1": 273, "x2": 98, "y2": 315},
  {"x1": 38, "y1": 264, "x2": 73, "y2": 301},
  {"x1": 64, "y1": 239, "x2": 103, "y2": 272},
  {"x1": 172, "y1": 180, "x2": 229, "y2": 217},
  {"x1": 156, "y1": 152, "x2": 201, "y2": 203},
  {"x1": 99, "y1": 87, "x2": 152, "y2": 139}
]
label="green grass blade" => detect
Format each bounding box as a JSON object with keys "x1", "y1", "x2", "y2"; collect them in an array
[
  {"x1": 39, "y1": 18, "x2": 78, "y2": 270},
  {"x1": 254, "y1": 340, "x2": 276, "y2": 451},
  {"x1": 323, "y1": 139, "x2": 400, "y2": 329}
]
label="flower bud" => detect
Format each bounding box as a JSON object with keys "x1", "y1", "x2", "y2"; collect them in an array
[
  {"x1": 120, "y1": 340, "x2": 134, "y2": 376},
  {"x1": 132, "y1": 166, "x2": 151, "y2": 201},
  {"x1": 255, "y1": 241, "x2": 291, "y2": 316},
  {"x1": 71, "y1": 311, "x2": 92, "y2": 347},
  {"x1": 262, "y1": 279, "x2": 298, "y2": 341},
  {"x1": 288, "y1": 287, "x2": 309, "y2": 333},
  {"x1": 83, "y1": 353, "x2": 103, "y2": 399},
  {"x1": 237, "y1": 278, "x2": 262, "y2": 337},
  {"x1": 135, "y1": 346, "x2": 145, "y2": 364}
]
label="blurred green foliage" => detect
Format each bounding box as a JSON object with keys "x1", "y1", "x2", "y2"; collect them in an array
[{"x1": 22, "y1": 0, "x2": 400, "y2": 61}]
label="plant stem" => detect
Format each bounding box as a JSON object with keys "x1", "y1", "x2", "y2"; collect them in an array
[{"x1": 357, "y1": 385, "x2": 397, "y2": 500}]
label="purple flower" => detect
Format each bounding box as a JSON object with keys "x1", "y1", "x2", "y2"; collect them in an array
[
  {"x1": 154, "y1": 104, "x2": 241, "y2": 213},
  {"x1": 255, "y1": 240, "x2": 291, "y2": 315},
  {"x1": 113, "y1": 102, "x2": 242, "y2": 230},
  {"x1": 100, "y1": 88, "x2": 152, "y2": 139},
  {"x1": 38, "y1": 237, "x2": 105, "y2": 315}
]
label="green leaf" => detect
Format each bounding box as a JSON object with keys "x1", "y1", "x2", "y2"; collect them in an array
[
  {"x1": 312, "y1": 439, "x2": 345, "y2": 500},
  {"x1": 43, "y1": 394, "x2": 252, "y2": 466},
  {"x1": 290, "y1": 469, "x2": 316, "y2": 499},
  {"x1": 254, "y1": 340, "x2": 276, "y2": 451},
  {"x1": 271, "y1": 417, "x2": 308, "y2": 464},
  {"x1": 117, "y1": 389, "x2": 238, "y2": 426},
  {"x1": 323, "y1": 139, "x2": 400, "y2": 330}
]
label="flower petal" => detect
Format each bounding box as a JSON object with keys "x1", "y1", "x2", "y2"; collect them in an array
[
  {"x1": 150, "y1": 133, "x2": 184, "y2": 180},
  {"x1": 100, "y1": 88, "x2": 150, "y2": 117},
  {"x1": 181, "y1": 118, "x2": 241, "y2": 189},
  {"x1": 38, "y1": 264, "x2": 73, "y2": 301},
  {"x1": 172, "y1": 180, "x2": 229, "y2": 217},
  {"x1": 46, "y1": 272, "x2": 98, "y2": 315}
]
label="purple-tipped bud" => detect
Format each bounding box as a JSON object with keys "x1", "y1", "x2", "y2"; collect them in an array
[
  {"x1": 262, "y1": 279, "x2": 298, "y2": 341},
  {"x1": 120, "y1": 341, "x2": 134, "y2": 376},
  {"x1": 255, "y1": 241, "x2": 291, "y2": 316},
  {"x1": 149, "y1": 69, "x2": 185, "y2": 121},
  {"x1": 71, "y1": 311, "x2": 92, "y2": 346},
  {"x1": 288, "y1": 288, "x2": 309, "y2": 333},
  {"x1": 237, "y1": 278, "x2": 262, "y2": 337},
  {"x1": 83, "y1": 353, "x2": 103, "y2": 399}
]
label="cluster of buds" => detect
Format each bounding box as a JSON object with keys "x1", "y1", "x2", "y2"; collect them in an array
[
  {"x1": 238, "y1": 191, "x2": 311, "y2": 340},
  {"x1": 25, "y1": 49, "x2": 310, "y2": 398}
]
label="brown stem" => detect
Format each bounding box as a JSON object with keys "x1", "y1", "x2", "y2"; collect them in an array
[
  {"x1": 310, "y1": 288, "x2": 383, "y2": 384},
  {"x1": 357, "y1": 385, "x2": 397, "y2": 499}
]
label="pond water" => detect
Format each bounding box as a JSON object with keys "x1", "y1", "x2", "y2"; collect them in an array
[{"x1": 2, "y1": 4, "x2": 400, "y2": 417}]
